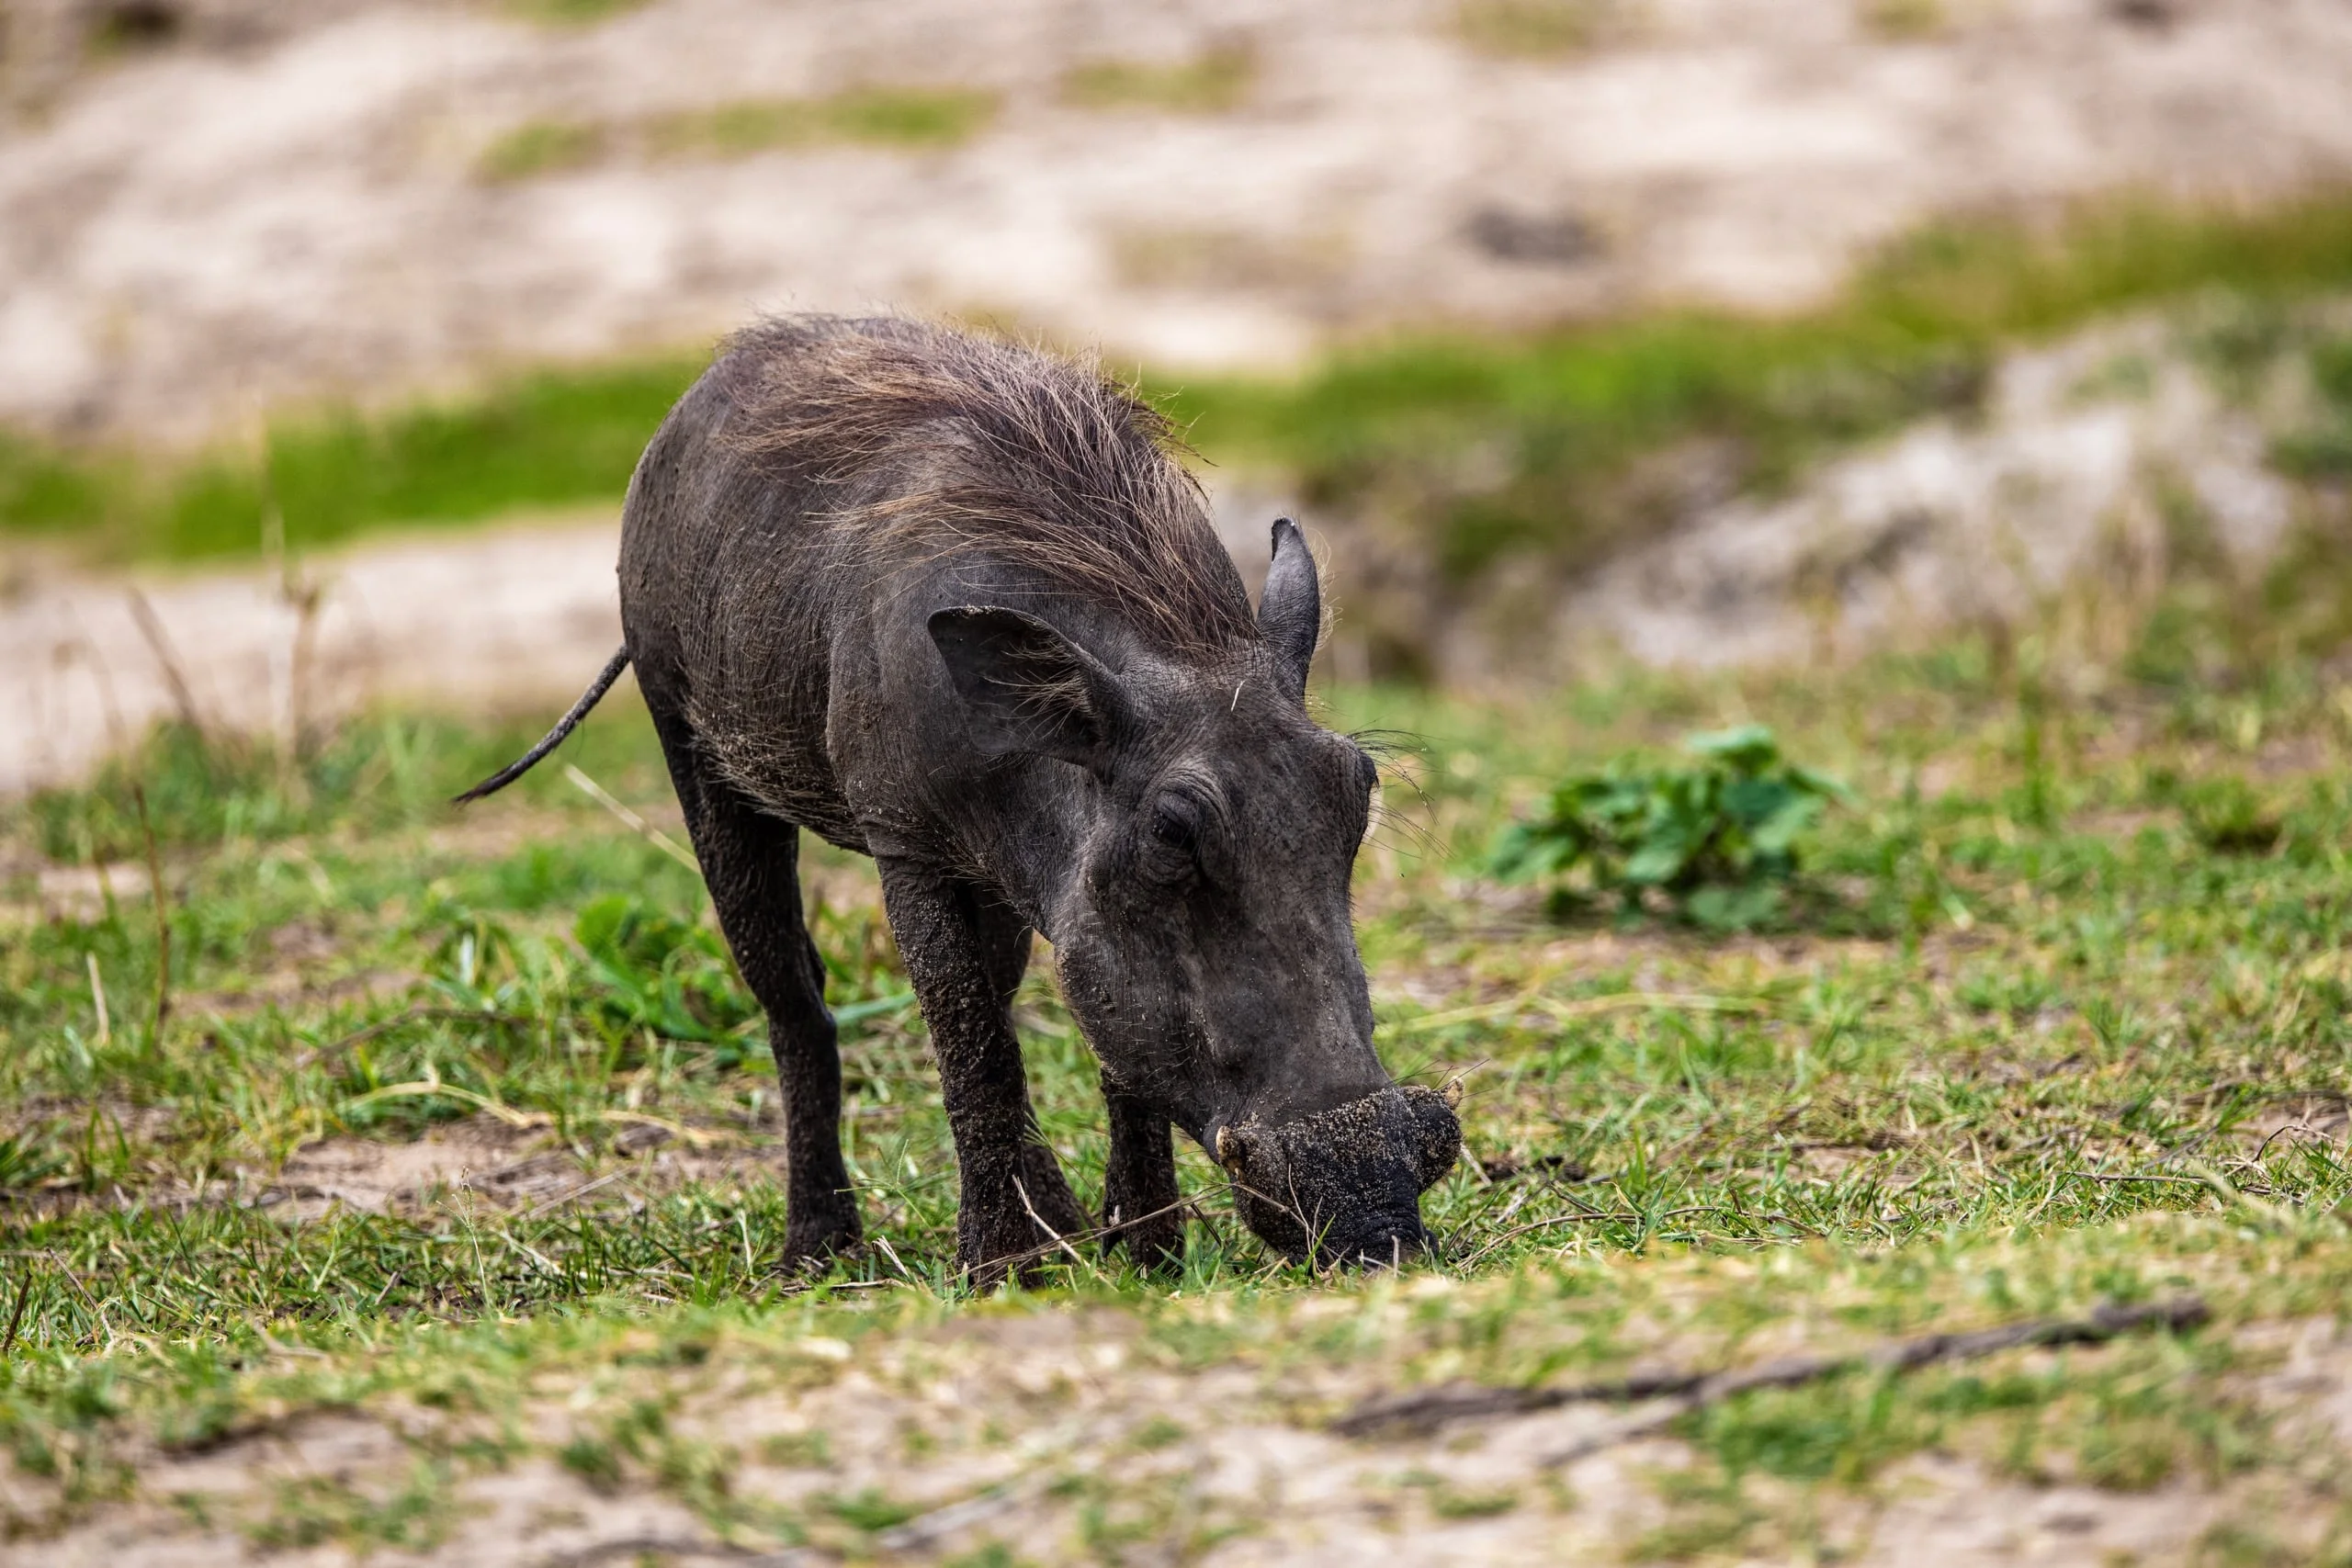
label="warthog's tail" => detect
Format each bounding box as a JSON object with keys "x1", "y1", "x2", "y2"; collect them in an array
[{"x1": 451, "y1": 645, "x2": 632, "y2": 805}]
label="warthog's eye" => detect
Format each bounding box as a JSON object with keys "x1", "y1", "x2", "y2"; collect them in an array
[
  {"x1": 1151, "y1": 797, "x2": 1197, "y2": 851},
  {"x1": 1142, "y1": 792, "x2": 1203, "y2": 882}
]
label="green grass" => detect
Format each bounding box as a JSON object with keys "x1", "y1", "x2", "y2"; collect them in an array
[
  {"x1": 503, "y1": 0, "x2": 655, "y2": 25},
  {"x1": 0, "y1": 355, "x2": 705, "y2": 559},
  {"x1": 472, "y1": 86, "x2": 1001, "y2": 186},
  {"x1": 1453, "y1": 0, "x2": 1640, "y2": 57},
  {"x1": 643, "y1": 86, "x2": 1001, "y2": 159},
  {"x1": 6, "y1": 552, "x2": 2352, "y2": 1546},
  {"x1": 2276, "y1": 333, "x2": 2352, "y2": 479},
  {"x1": 1859, "y1": 0, "x2": 1951, "y2": 41},
  {"x1": 1058, "y1": 47, "x2": 1258, "y2": 115},
  {"x1": 475, "y1": 118, "x2": 608, "y2": 182},
  {"x1": 6, "y1": 192, "x2": 2352, "y2": 571}
]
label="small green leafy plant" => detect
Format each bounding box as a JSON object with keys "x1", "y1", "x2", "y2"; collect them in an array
[{"x1": 1487, "y1": 725, "x2": 1850, "y2": 929}]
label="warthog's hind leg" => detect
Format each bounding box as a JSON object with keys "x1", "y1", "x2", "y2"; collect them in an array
[{"x1": 650, "y1": 716, "x2": 862, "y2": 1272}]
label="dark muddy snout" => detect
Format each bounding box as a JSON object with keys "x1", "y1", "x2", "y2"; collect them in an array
[{"x1": 1215, "y1": 1084, "x2": 1462, "y2": 1266}]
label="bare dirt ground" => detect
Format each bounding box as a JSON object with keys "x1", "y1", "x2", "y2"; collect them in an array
[
  {"x1": 13, "y1": 1304, "x2": 2352, "y2": 1566},
  {"x1": 5, "y1": 0, "x2": 2352, "y2": 441},
  {"x1": 0, "y1": 511, "x2": 624, "y2": 795}
]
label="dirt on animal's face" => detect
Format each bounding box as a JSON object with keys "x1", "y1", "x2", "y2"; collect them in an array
[{"x1": 1218, "y1": 1084, "x2": 1461, "y2": 1264}]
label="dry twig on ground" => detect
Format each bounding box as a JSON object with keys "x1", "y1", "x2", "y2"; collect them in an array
[{"x1": 1332, "y1": 1295, "x2": 2212, "y2": 1455}]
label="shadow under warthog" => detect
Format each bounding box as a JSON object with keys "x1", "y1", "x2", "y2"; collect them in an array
[{"x1": 461, "y1": 314, "x2": 1457, "y2": 1282}]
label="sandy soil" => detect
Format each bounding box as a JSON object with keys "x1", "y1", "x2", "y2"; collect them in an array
[
  {"x1": 0, "y1": 510, "x2": 623, "y2": 795},
  {"x1": 6, "y1": 0, "x2": 2352, "y2": 441},
  {"x1": 12, "y1": 1306, "x2": 2350, "y2": 1565}
]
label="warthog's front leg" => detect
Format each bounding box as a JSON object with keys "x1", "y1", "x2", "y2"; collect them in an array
[
  {"x1": 878, "y1": 861, "x2": 1090, "y2": 1286},
  {"x1": 1101, "y1": 1094, "x2": 1184, "y2": 1272}
]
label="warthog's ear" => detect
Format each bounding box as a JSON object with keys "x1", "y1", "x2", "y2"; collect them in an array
[
  {"x1": 1259, "y1": 518, "x2": 1320, "y2": 703},
  {"x1": 928, "y1": 606, "x2": 1130, "y2": 772},
  {"x1": 1400, "y1": 1082, "x2": 1463, "y2": 1191}
]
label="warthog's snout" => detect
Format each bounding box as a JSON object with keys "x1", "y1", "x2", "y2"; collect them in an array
[
  {"x1": 1319, "y1": 1213, "x2": 1431, "y2": 1269},
  {"x1": 1216, "y1": 1084, "x2": 1462, "y2": 1265}
]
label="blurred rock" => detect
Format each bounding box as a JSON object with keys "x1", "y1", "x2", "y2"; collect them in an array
[{"x1": 1555, "y1": 317, "x2": 2299, "y2": 671}]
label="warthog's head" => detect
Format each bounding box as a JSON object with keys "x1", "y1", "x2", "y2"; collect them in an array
[{"x1": 929, "y1": 520, "x2": 1460, "y2": 1264}]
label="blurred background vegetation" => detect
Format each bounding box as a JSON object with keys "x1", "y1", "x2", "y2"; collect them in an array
[{"x1": 7, "y1": 196, "x2": 2351, "y2": 570}]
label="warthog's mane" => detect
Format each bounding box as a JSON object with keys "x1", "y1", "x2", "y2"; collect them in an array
[{"x1": 721, "y1": 314, "x2": 1259, "y2": 655}]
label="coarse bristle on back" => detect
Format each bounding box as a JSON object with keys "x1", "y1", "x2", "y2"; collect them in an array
[{"x1": 720, "y1": 315, "x2": 1260, "y2": 655}]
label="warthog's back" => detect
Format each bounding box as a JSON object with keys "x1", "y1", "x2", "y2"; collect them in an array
[{"x1": 616, "y1": 315, "x2": 1256, "y2": 856}]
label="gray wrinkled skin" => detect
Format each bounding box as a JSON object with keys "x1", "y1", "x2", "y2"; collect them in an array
[{"x1": 479, "y1": 316, "x2": 1460, "y2": 1282}]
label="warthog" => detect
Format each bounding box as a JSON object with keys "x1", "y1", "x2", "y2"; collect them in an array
[{"x1": 460, "y1": 315, "x2": 1459, "y2": 1281}]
